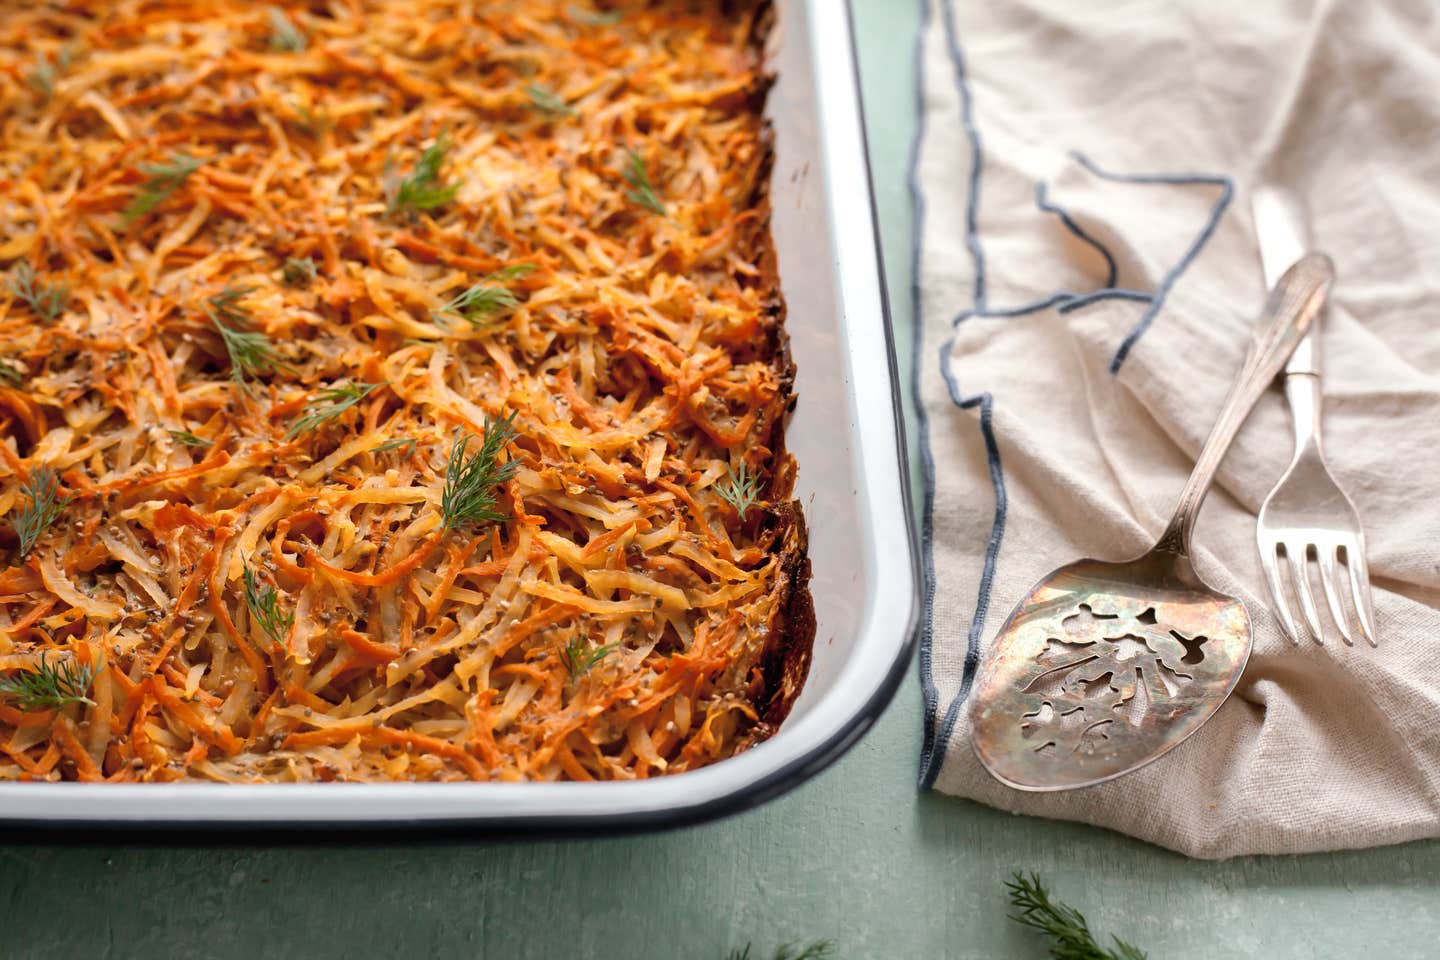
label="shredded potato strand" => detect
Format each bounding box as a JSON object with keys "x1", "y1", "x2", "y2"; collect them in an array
[{"x1": 0, "y1": 0, "x2": 810, "y2": 784}]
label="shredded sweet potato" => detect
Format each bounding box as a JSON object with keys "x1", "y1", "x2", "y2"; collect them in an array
[{"x1": 0, "y1": 0, "x2": 812, "y2": 783}]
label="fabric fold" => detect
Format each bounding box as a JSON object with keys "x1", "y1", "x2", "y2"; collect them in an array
[{"x1": 915, "y1": 0, "x2": 1440, "y2": 857}]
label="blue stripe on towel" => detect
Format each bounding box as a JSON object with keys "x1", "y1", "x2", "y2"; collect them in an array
[
  {"x1": 1069, "y1": 152, "x2": 1235, "y2": 373},
  {"x1": 1035, "y1": 182, "x2": 1119, "y2": 288},
  {"x1": 910, "y1": 0, "x2": 945, "y2": 776},
  {"x1": 919, "y1": 352, "x2": 1006, "y2": 789},
  {"x1": 917, "y1": 0, "x2": 1005, "y2": 789},
  {"x1": 1058, "y1": 288, "x2": 1153, "y2": 313},
  {"x1": 913, "y1": 0, "x2": 1234, "y2": 789}
]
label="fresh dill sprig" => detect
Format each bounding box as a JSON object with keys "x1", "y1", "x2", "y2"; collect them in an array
[
  {"x1": 622, "y1": 148, "x2": 667, "y2": 217},
  {"x1": 0, "y1": 358, "x2": 23, "y2": 388},
  {"x1": 28, "y1": 62, "x2": 57, "y2": 99},
  {"x1": 386, "y1": 131, "x2": 461, "y2": 214},
  {"x1": 267, "y1": 6, "x2": 308, "y2": 52},
  {"x1": 123, "y1": 153, "x2": 205, "y2": 223},
  {"x1": 286, "y1": 381, "x2": 384, "y2": 439},
  {"x1": 215, "y1": 323, "x2": 284, "y2": 385},
  {"x1": 559, "y1": 636, "x2": 618, "y2": 680},
  {"x1": 7, "y1": 262, "x2": 70, "y2": 322},
  {"x1": 14, "y1": 466, "x2": 70, "y2": 559},
  {"x1": 167, "y1": 429, "x2": 212, "y2": 447},
  {"x1": 207, "y1": 284, "x2": 254, "y2": 326},
  {"x1": 0, "y1": 653, "x2": 97, "y2": 712},
  {"x1": 205, "y1": 285, "x2": 288, "y2": 385},
  {"x1": 714, "y1": 463, "x2": 761, "y2": 520},
  {"x1": 432, "y1": 265, "x2": 537, "y2": 328},
  {"x1": 282, "y1": 257, "x2": 318, "y2": 286},
  {"x1": 526, "y1": 83, "x2": 578, "y2": 118},
  {"x1": 27, "y1": 44, "x2": 75, "y2": 100},
  {"x1": 440, "y1": 413, "x2": 520, "y2": 532},
  {"x1": 726, "y1": 942, "x2": 835, "y2": 960},
  {"x1": 1006, "y1": 872, "x2": 1148, "y2": 960},
  {"x1": 243, "y1": 564, "x2": 294, "y2": 647},
  {"x1": 568, "y1": 5, "x2": 624, "y2": 26},
  {"x1": 371, "y1": 437, "x2": 417, "y2": 456}
]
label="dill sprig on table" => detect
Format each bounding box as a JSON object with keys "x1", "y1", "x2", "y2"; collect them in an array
[
  {"x1": 14, "y1": 466, "x2": 70, "y2": 559},
  {"x1": 286, "y1": 381, "x2": 384, "y2": 439},
  {"x1": 432, "y1": 265, "x2": 537, "y2": 328},
  {"x1": 623, "y1": 148, "x2": 668, "y2": 217},
  {"x1": 243, "y1": 564, "x2": 294, "y2": 647},
  {"x1": 7, "y1": 261, "x2": 70, "y2": 322},
  {"x1": 0, "y1": 653, "x2": 97, "y2": 712},
  {"x1": 205, "y1": 284, "x2": 289, "y2": 385},
  {"x1": 123, "y1": 153, "x2": 204, "y2": 223},
  {"x1": 1006, "y1": 872, "x2": 1148, "y2": 960},
  {"x1": 715, "y1": 463, "x2": 761, "y2": 520},
  {"x1": 527, "y1": 83, "x2": 578, "y2": 118},
  {"x1": 267, "y1": 7, "x2": 307, "y2": 52},
  {"x1": 386, "y1": 131, "x2": 461, "y2": 214},
  {"x1": 440, "y1": 413, "x2": 520, "y2": 532},
  {"x1": 726, "y1": 942, "x2": 834, "y2": 960},
  {"x1": 559, "y1": 637, "x2": 617, "y2": 680}
]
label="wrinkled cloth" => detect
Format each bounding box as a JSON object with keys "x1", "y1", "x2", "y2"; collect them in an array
[{"x1": 914, "y1": 0, "x2": 1440, "y2": 857}]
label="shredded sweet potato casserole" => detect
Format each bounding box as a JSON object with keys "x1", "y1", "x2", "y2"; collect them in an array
[{"x1": 0, "y1": 0, "x2": 812, "y2": 783}]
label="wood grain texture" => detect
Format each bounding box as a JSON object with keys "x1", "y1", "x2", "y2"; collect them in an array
[{"x1": 1, "y1": 2, "x2": 1437, "y2": 957}]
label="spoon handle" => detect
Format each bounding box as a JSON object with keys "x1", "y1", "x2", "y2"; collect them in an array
[{"x1": 1155, "y1": 253, "x2": 1335, "y2": 556}]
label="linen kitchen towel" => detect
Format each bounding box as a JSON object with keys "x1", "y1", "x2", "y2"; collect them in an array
[{"x1": 913, "y1": 0, "x2": 1440, "y2": 857}]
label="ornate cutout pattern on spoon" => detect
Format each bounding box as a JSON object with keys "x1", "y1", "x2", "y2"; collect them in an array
[
  {"x1": 1015, "y1": 603, "x2": 1212, "y2": 758},
  {"x1": 970, "y1": 558, "x2": 1250, "y2": 791}
]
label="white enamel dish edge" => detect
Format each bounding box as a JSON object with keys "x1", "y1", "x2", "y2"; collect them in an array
[{"x1": 0, "y1": 0, "x2": 918, "y2": 829}]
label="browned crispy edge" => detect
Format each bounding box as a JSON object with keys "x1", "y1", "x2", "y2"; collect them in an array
[
  {"x1": 731, "y1": 0, "x2": 817, "y2": 746},
  {"x1": 752, "y1": 504, "x2": 814, "y2": 733}
]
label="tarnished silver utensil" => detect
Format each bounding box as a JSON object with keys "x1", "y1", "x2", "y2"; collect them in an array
[
  {"x1": 971, "y1": 254, "x2": 1334, "y2": 791},
  {"x1": 1252, "y1": 187, "x2": 1376, "y2": 647}
]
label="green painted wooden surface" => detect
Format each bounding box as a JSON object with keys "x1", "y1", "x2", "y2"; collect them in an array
[{"x1": 4, "y1": 4, "x2": 1438, "y2": 957}]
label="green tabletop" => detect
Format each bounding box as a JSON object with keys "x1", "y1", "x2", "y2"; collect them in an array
[{"x1": 4, "y1": 4, "x2": 1437, "y2": 957}]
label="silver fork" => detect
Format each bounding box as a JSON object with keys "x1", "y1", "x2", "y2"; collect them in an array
[{"x1": 1252, "y1": 187, "x2": 1377, "y2": 646}]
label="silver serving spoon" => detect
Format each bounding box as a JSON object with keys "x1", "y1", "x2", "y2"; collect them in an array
[{"x1": 970, "y1": 253, "x2": 1334, "y2": 791}]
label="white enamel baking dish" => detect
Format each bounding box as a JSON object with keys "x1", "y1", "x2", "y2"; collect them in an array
[{"x1": 0, "y1": 0, "x2": 917, "y2": 829}]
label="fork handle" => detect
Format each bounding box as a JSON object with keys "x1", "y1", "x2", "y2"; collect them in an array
[
  {"x1": 1285, "y1": 329, "x2": 1321, "y2": 377},
  {"x1": 1155, "y1": 254, "x2": 1335, "y2": 556},
  {"x1": 1285, "y1": 371, "x2": 1324, "y2": 455},
  {"x1": 1254, "y1": 187, "x2": 1322, "y2": 379}
]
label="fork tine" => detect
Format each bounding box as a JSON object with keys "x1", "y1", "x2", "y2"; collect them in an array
[
  {"x1": 1287, "y1": 544, "x2": 1325, "y2": 644},
  {"x1": 1259, "y1": 540, "x2": 1303, "y2": 644},
  {"x1": 1316, "y1": 547, "x2": 1354, "y2": 647},
  {"x1": 1345, "y1": 546, "x2": 1379, "y2": 647}
]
